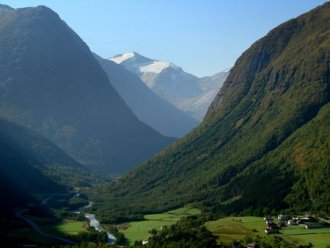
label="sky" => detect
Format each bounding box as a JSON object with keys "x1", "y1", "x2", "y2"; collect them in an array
[{"x1": 1, "y1": 0, "x2": 328, "y2": 77}]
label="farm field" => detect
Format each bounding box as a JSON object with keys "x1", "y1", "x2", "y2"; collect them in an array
[
  {"x1": 205, "y1": 216, "x2": 266, "y2": 245},
  {"x1": 281, "y1": 225, "x2": 330, "y2": 248},
  {"x1": 44, "y1": 220, "x2": 86, "y2": 236},
  {"x1": 206, "y1": 216, "x2": 330, "y2": 248},
  {"x1": 119, "y1": 207, "x2": 201, "y2": 243}
]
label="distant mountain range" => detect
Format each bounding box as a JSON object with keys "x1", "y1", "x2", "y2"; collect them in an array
[
  {"x1": 110, "y1": 52, "x2": 229, "y2": 120},
  {"x1": 95, "y1": 54, "x2": 198, "y2": 138},
  {"x1": 99, "y1": 2, "x2": 330, "y2": 219},
  {"x1": 0, "y1": 5, "x2": 174, "y2": 174}
]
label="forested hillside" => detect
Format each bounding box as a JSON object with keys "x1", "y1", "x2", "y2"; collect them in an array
[{"x1": 92, "y1": 2, "x2": 330, "y2": 222}]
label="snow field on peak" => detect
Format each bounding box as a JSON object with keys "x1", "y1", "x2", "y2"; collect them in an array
[
  {"x1": 140, "y1": 61, "x2": 173, "y2": 74},
  {"x1": 111, "y1": 52, "x2": 135, "y2": 64}
]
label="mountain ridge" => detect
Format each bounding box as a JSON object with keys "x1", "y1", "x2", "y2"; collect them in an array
[
  {"x1": 0, "y1": 5, "x2": 174, "y2": 174},
  {"x1": 93, "y1": 2, "x2": 330, "y2": 221}
]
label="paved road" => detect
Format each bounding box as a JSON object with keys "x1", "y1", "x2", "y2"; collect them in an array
[
  {"x1": 41, "y1": 195, "x2": 54, "y2": 205},
  {"x1": 15, "y1": 209, "x2": 75, "y2": 244}
]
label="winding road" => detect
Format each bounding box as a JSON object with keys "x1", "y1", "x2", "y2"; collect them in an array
[
  {"x1": 15, "y1": 208, "x2": 75, "y2": 244},
  {"x1": 16, "y1": 195, "x2": 115, "y2": 245}
]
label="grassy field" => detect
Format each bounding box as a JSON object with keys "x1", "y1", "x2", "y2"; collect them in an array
[
  {"x1": 45, "y1": 220, "x2": 86, "y2": 235},
  {"x1": 281, "y1": 225, "x2": 330, "y2": 248},
  {"x1": 120, "y1": 207, "x2": 201, "y2": 243},
  {"x1": 206, "y1": 216, "x2": 266, "y2": 245},
  {"x1": 206, "y1": 216, "x2": 330, "y2": 248}
]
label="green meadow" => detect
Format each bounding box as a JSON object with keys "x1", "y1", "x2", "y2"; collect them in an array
[
  {"x1": 206, "y1": 216, "x2": 330, "y2": 248},
  {"x1": 281, "y1": 225, "x2": 330, "y2": 248},
  {"x1": 119, "y1": 207, "x2": 201, "y2": 243},
  {"x1": 45, "y1": 220, "x2": 86, "y2": 236},
  {"x1": 206, "y1": 216, "x2": 265, "y2": 245}
]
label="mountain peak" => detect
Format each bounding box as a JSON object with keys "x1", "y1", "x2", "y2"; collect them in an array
[
  {"x1": 140, "y1": 60, "x2": 180, "y2": 74},
  {"x1": 0, "y1": 4, "x2": 13, "y2": 10},
  {"x1": 111, "y1": 51, "x2": 136, "y2": 64},
  {"x1": 0, "y1": 4, "x2": 13, "y2": 16},
  {"x1": 110, "y1": 51, "x2": 181, "y2": 75},
  {"x1": 109, "y1": 52, "x2": 229, "y2": 120},
  {"x1": 25, "y1": 5, "x2": 60, "y2": 20},
  {"x1": 110, "y1": 51, "x2": 152, "y2": 65},
  {"x1": 0, "y1": 4, "x2": 174, "y2": 174}
]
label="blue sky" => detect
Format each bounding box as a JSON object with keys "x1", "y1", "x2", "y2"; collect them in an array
[{"x1": 1, "y1": 0, "x2": 328, "y2": 76}]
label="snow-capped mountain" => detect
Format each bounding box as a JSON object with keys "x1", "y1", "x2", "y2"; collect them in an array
[
  {"x1": 111, "y1": 52, "x2": 179, "y2": 76},
  {"x1": 111, "y1": 52, "x2": 202, "y2": 105},
  {"x1": 95, "y1": 54, "x2": 198, "y2": 138},
  {"x1": 110, "y1": 52, "x2": 229, "y2": 120}
]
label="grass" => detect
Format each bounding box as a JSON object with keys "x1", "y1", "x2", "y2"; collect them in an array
[
  {"x1": 280, "y1": 225, "x2": 330, "y2": 248},
  {"x1": 45, "y1": 220, "x2": 86, "y2": 235},
  {"x1": 206, "y1": 216, "x2": 330, "y2": 248},
  {"x1": 120, "y1": 219, "x2": 175, "y2": 242},
  {"x1": 9, "y1": 210, "x2": 86, "y2": 245},
  {"x1": 205, "y1": 216, "x2": 265, "y2": 245},
  {"x1": 119, "y1": 207, "x2": 201, "y2": 243}
]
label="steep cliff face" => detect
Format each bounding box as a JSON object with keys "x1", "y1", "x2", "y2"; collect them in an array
[
  {"x1": 0, "y1": 6, "x2": 174, "y2": 174},
  {"x1": 207, "y1": 2, "x2": 330, "y2": 123},
  {"x1": 96, "y1": 3, "x2": 330, "y2": 219}
]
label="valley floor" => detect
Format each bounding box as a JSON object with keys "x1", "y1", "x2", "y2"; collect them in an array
[
  {"x1": 8, "y1": 203, "x2": 330, "y2": 248},
  {"x1": 117, "y1": 207, "x2": 201, "y2": 243},
  {"x1": 206, "y1": 216, "x2": 330, "y2": 248}
]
